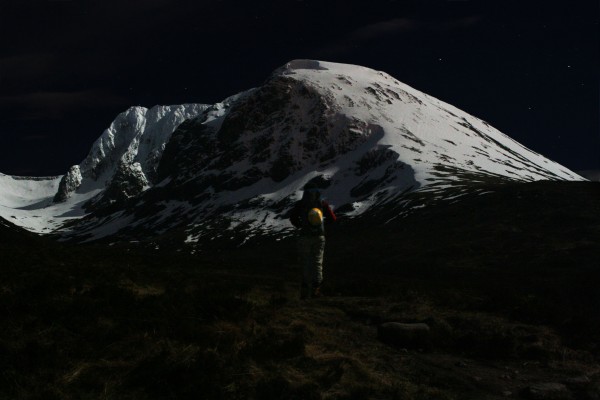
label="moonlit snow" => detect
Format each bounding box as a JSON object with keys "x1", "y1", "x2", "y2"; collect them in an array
[{"x1": 0, "y1": 60, "x2": 586, "y2": 242}]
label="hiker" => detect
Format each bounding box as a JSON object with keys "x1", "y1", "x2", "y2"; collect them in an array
[{"x1": 289, "y1": 184, "x2": 337, "y2": 299}]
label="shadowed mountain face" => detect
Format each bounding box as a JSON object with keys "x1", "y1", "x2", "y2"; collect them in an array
[{"x1": 0, "y1": 60, "x2": 586, "y2": 245}]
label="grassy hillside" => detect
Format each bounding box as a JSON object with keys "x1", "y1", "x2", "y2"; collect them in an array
[{"x1": 0, "y1": 181, "x2": 598, "y2": 399}]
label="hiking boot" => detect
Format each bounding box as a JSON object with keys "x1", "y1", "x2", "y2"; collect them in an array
[{"x1": 312, "y1": 285, "x2": 322, "y2": 298}]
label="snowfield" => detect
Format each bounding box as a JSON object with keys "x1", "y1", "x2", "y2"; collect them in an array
[
  {"x1": 0, "y1": 60, "x2": 586, "y2": 241},
  {"x1": 0, "y1": 104, "x2": 208, "y2": 232}
]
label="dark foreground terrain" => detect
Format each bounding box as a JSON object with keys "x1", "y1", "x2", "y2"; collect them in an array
[{"x1": 1, "y1": 181, "x2": 599, "y2": 399}]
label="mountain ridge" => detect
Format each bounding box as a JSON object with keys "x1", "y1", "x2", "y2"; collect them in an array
[{"x1": 0, "y1": 60, "x2": 586, "y2": 243}]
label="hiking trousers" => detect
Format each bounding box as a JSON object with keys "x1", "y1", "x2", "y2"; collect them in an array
[{"x1": 297, "y1": 234, "x2": 325, "y2": 288}]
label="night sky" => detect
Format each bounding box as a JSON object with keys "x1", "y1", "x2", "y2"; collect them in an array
[{"x1": 0, "y1": 0, "x2": 597, "y2": 176}]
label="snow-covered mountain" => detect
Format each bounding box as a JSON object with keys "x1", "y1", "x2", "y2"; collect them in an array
[
  {"x1": 0, "y1": 60, "x2": 586, "y2": 244},
  {"x1": 0, "y1": 104, "x2": 208, "y2": 232},
  {"x1": 54, "y1": 104, "x2": 210, "y2": 204}
]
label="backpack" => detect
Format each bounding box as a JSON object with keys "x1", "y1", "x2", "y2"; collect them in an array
[{"x1": 297, "y1": 189, "x2": 325, "y2": 233}]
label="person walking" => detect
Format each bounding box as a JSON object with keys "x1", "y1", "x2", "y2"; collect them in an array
[{"x1": 289, "y1": 184, "x2": 336, "y2": 299}]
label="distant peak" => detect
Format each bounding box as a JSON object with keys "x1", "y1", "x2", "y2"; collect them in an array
[
  {"x1": 282, "y1": 59, "x2": 329, "y2": 72},
  {"x1": 271, "y1": 60, "x2": 396, "y2": 87}
]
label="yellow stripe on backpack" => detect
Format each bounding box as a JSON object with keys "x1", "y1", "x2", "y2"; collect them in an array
[{"x1": 308, "y1": 208, "x2": 323, "y2": 226}]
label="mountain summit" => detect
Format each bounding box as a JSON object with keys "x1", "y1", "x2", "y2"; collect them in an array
[{"x1": 0, "y1": 60, "x2": 585, "y2": 244}]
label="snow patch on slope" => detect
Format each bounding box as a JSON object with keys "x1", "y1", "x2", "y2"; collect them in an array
[
  {"x1": 0, "y1": 173, "x2": 80, "y2": 233},
  {"x1": 0, "y1": 174, "x2": 61, "y2": 208}
]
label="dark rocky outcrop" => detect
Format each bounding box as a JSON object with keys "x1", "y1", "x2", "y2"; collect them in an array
[{"x1": 53, "y1": 165, "x2": 82, "y2": 203}]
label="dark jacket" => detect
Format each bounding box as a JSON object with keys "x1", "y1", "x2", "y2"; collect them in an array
[{"x1": 290, "y1": 190, "x2": 336, "y2": 235}]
